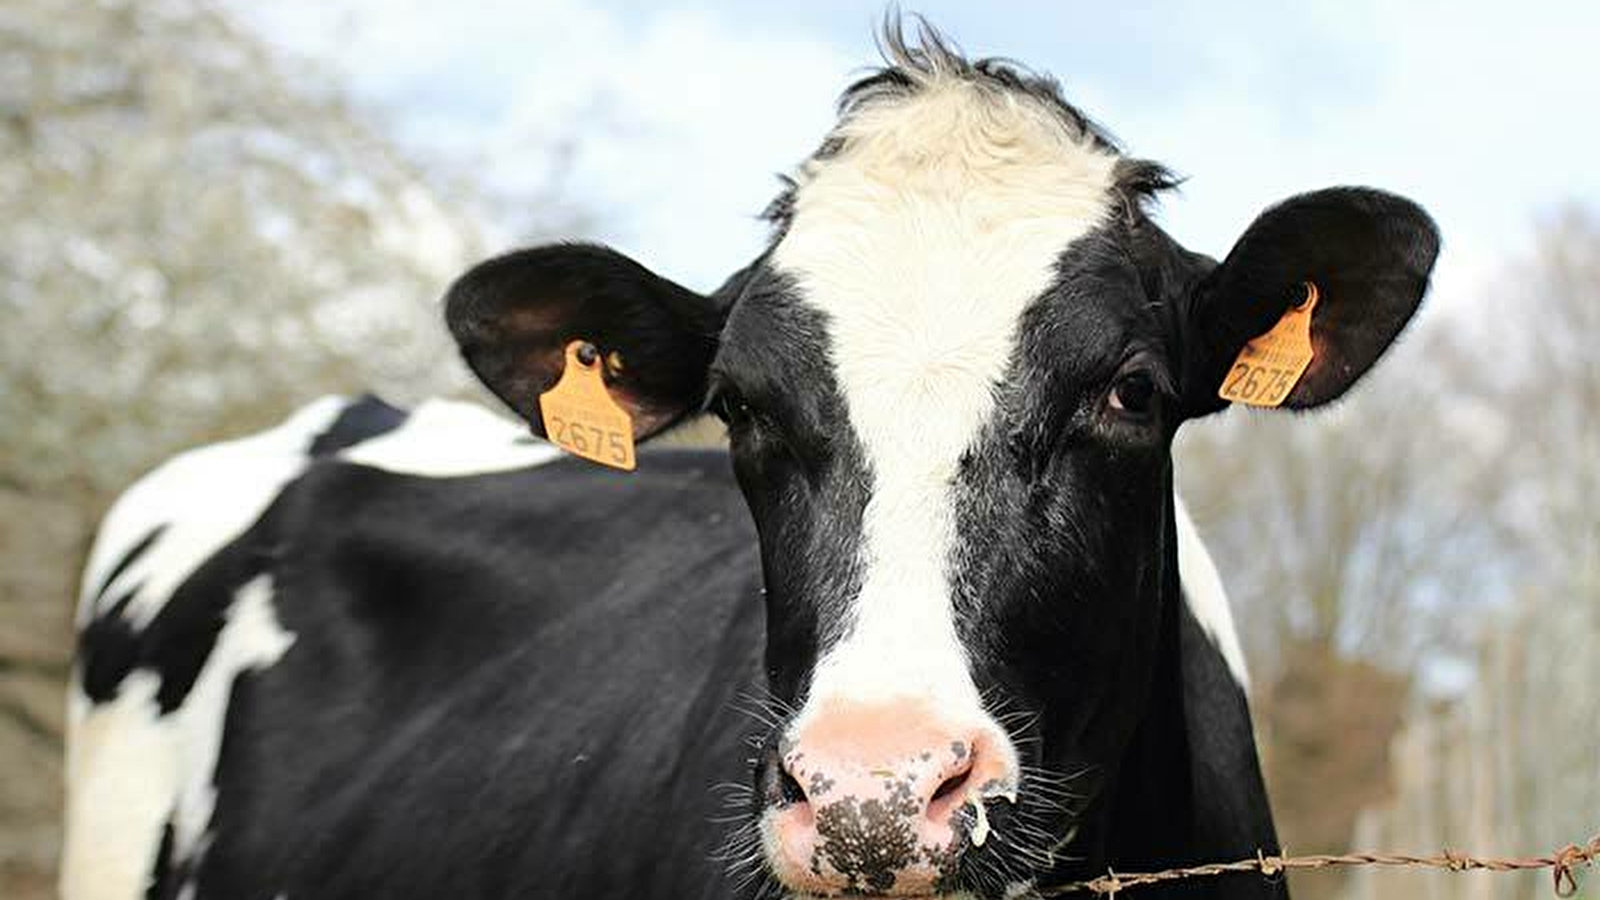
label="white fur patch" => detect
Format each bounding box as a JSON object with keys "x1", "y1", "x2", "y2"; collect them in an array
[
  {"x1": 773, "y1": 75, "x2": 1117, "y2": 717},
  {"x1": 1174, "y1": 497, "x2": 1249, "y2": 687},
  {"x1": 78, "y1": 396, "x2": 346, "y2": 630},
  {"x1": 338, "y1": 398, "x2": 561, "y2": 476},
  {"x1": 170, "y1": 575, "x2": 296, "y2": 863},
  {"x1": 81, "y1": 398, "x2": 557, "y2": 631},
  {"x1": 60, "y1": 671, "x2": 175, "y2": 900},
  {"x1": 61, "y1": 577, "x2": 296, "y2": 900}
]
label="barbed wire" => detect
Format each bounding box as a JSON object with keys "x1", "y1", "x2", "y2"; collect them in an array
[{"x1": 1039, "y1": 833, "x2": 1600, "y2": 898}]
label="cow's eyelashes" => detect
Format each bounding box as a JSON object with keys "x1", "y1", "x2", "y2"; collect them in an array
[
  {"x1": 709, "y1": 385, "x2": 778, "y2": 439},
  {"x1": 709, "y1": 389, "x2": 754, "y2": 429}
]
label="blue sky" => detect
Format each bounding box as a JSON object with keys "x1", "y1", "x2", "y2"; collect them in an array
[{"x1": 237, "y1": 0, "x2": 1599, "y2": 304}]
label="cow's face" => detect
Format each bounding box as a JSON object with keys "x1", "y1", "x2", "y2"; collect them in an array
[{"x1": 446, "y1": 34, "x2": 1437, "y2": 900}]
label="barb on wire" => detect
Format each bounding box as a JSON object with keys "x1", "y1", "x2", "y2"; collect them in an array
[{"x1": 1039, "y1": 832, "x2": 1600, "y2": 898}]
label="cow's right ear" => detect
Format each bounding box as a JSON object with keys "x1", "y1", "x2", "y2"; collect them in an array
[{"x1": 445, "y1": 243, "x2": 725, "y2": 441}]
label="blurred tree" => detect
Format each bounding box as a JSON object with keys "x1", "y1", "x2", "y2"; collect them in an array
[
  {"x1": 0, "y1": 0, "x2": 586, "y2": 895},
  {"x1": 1175, "y1": 331, "x2": 1504, "y2": 681},
  {"x1": 1257, "y1": 639, "x2": 1409, "y2": 860},
  {"x1": 1494, "y1": 208, "x2": 1600, "y2": 602},
  {"x1": 1437, "y1": 209, "x2": 1600, "y2": 893},
  {"x1": 0, "y1": 0, "x2": 490, "y2": 508}
]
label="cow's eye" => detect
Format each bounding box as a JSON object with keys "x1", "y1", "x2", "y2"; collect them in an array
[
  {"x1": 710, "y1": 389, "x2": 754, "y2": 428},
  {"x1": 1108, "y1": 371, "x2": 1158, "y2": 417}
]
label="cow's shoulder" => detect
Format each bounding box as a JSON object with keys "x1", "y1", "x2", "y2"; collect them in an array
[
  {"x1": 272, "y1": 428, "x2": 753, "y2": 636},
  {"x1": 179, "y1": 423, "x2": 757, "y2": 900},
  {"x1": 76, "y1": 395, "x2": 574, "y2": 625},
  {"x1": 62, "y1": 395, "x2": 582, "y2": 900}
]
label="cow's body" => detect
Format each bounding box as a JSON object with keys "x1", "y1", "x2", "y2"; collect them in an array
[
  {"x1": 65, "y1": 395, "x2": 1269, "y2": 900},
  {"x1": 66, "y1": 21, "x2": 1441, "y2": 900}
]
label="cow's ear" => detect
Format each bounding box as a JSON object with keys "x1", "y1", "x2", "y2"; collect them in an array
[
  {"x1": 1178, "y1": 188, "x2": 1439, "y2": 417},
  {"x1": 445, "y1": 243, "x2": 726, "y2": 440}
]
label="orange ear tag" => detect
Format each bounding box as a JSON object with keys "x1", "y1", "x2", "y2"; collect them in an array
[
  {"x1": 1217, "y1": 282, "x2": 1319, "y2": 408},
  {"x1": 539, "y1": 341, "x2": 636, "y2": 471}
]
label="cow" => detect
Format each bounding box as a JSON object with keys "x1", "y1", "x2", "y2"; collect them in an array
[{"x1": 62, "y1": 23, "x2": 1438, "y2": 900}]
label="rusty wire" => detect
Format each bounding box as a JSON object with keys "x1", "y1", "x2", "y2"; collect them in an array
[{"x1": 1038, "y1": 833, "x2": 1600, "y2": 898}]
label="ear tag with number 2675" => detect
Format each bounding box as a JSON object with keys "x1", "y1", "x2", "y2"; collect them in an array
[
  {"x1": 1218, "y1": 282, "x2": 1319, "y2": 408},
  {"x1": 539, "y1": 341, "x2": 636, "y2": 471}
]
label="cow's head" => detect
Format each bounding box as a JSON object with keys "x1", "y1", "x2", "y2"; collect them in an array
[{"x1": 445, "y1": 26, "x2": 1437, "y2": 899}]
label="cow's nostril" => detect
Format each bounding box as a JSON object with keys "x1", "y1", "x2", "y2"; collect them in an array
[
  {"x1": 762, "y1": 744, "x2": 812, "y2": 809},
  {"x1": 777, "y1": 763, "x2": 807, "y2": 807},
  {"x1": 930, "y1": 762, "x2": 972, "y2": 805}
]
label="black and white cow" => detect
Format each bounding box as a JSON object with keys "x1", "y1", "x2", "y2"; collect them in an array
[{"x1": 63, "y1": 26, "x2": 1438, "y2": 900}]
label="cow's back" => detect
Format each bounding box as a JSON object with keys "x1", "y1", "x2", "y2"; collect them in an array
[{"x1": 64, "y1": 397, "x2": 764, "y2": 900}]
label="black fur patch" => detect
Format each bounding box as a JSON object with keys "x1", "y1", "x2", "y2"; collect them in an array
[
  {"x1": 308, "y1": 394, "x2": 408, "y2": 456},
  {"x1": 76, "y1": 512, "x2": 277, "y2": 713},
  {"x1": 144, "y1": 819, "x2": 175, "y2": 900},
  {"x1": 79, "y1": 588, "x2": 141, "y2": 704},
  {"x1": 89, "y1": 523, "x2": 166, "y2": 608},
  {"x1": 710, "y1": 278, "x2": 870, "y2": 700},
  {"x1": 187, "y1": 451, "x2": 767, "y2": 900}
]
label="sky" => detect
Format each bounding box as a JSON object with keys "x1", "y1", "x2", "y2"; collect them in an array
[{"x1": 235, "y1": 0, "x2": 1600, "y2": 305}]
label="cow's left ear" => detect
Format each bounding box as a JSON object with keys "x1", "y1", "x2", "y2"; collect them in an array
[
  {"x1": 445, "y1": 243, "x2": 727, "y2": 440},
  {"x1": 1178, "y1": 187, "x2": 1440, "y2": 417}
]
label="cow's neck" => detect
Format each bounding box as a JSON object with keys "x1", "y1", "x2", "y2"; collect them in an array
[{"x1": 1065, "y1": 486, "x2": 1286, "y2": 899}]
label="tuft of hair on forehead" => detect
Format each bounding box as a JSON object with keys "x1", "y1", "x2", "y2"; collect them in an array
[{"x1": 763, "y1": 14, "x2": 1178, "y2": 233}]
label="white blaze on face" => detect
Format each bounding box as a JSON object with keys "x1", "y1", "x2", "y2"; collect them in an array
[{"x1": 771, "y1": 75, "x2": 1118, "y2": 723}]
